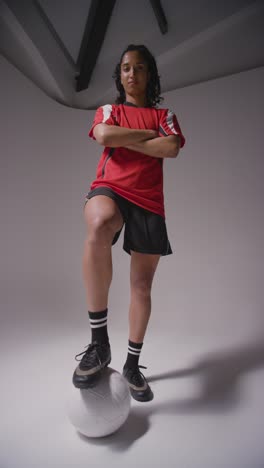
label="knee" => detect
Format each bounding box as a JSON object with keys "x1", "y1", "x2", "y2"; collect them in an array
[
  {"x1": 130, "y1": 278, "x2": 152, "y2": 297},
  {"x1": 87, "y1": 215, "x2": 116, "y2": 243}
]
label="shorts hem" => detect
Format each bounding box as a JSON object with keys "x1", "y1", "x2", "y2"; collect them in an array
[{"x1": 123, "y1": 246, "x2": 173, "y2": 256}]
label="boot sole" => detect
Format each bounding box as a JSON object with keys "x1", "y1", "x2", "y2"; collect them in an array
[{"x1": 129, "y1": 387, "x2": 154, "y2": 402}]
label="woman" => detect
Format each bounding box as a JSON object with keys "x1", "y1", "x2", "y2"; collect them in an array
[{"x1": 72, "y1": 44, "x2": 185, "y2": 402}]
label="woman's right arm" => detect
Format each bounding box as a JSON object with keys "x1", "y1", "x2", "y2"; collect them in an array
[{"x1": 93, "y1": 123, "x2": 158, "y2": 147}]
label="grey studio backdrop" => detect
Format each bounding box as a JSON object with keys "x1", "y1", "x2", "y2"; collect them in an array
[
  {"x1": 1, "y1": 54, "x2": 264, "y2": 467},
  {"x1": 2, "y1": 56, "x2": 264, "y2": 344}
]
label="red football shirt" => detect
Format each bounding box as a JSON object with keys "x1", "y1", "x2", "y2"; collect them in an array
[{"x1": 88, "y1": 101, "x2": 185, "y2": 218}]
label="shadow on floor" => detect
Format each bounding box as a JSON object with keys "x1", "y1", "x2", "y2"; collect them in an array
[
  {"x1": 149, "y1": 337, "x2": 264, "y2": 411},
  {"x1": 78, "y1": 337, "x2": 264, "y2": 451}
]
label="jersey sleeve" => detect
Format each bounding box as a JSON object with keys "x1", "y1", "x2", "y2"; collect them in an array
[
  {"x1": 88, "y1": 104, "x2": 118, "y2": 140},
  {"x1": 159, "y1": 109, "x2": 186, "y2": 148}
]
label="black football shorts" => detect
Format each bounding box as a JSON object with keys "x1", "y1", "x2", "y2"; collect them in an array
[{"x1": 83, "y1": 186, "x2": 172, "y2": 256}]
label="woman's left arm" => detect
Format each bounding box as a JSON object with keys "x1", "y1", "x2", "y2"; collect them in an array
[{"x1": 124, "y1": 135, "x2": 181, "y2": 159}]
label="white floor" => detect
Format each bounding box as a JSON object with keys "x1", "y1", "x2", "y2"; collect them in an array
[{"x1": 1, "y1": 326, "x2": 264, "y2": 468}]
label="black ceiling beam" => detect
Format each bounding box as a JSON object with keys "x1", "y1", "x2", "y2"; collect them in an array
[
  {"x1": 149, "y1": 0, "x2": 168, "y2": 35},
  {"x1": 76, "y1": 0, "x2": 116, "y2": 92}
]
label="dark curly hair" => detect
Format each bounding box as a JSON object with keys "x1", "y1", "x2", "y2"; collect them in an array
[{"x1": 112, "y1": 44, "x2": 163, "y2": 108}]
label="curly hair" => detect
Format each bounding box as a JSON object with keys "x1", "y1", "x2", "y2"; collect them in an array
[{"x1": 112, "y1": 44, "x2": 163, "y2": 108}]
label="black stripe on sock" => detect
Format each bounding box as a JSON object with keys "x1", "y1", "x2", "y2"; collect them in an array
[{"x1": 88, "y1": 308, "x2": 108, "y2": 320}]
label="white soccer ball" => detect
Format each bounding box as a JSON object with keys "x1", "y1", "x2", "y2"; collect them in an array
[{"x1": 67, "y1": 367, "x2": 131, "y2": 437}]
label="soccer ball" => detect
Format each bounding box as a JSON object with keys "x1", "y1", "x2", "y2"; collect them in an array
[{"x1": 67, "y1": 367, "x2": 131, "y2": 437}]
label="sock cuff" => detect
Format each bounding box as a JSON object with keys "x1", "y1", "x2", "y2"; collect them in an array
[
  {"x1": 128, "y1": 340, "x2": 143, "y2": 349},
  {"x1": 88, "y1": 309, "x2": 108, "y2": 330},
  {"x1": 88, "y1": 309, "x2": 108, "y2": 320},
  {"x1": 128, "y1": 340, "x2": 143, "y2": 356}
]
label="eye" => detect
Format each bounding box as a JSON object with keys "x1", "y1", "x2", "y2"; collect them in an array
[{"x1": 137, "y1": 64, "x2": 147, "y2": 72}]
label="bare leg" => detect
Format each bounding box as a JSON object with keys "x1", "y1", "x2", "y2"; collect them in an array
[
  {"x1": 128, "y1": 251, "x2": 161, "y2": 342},
  {"x1": 82, "y1": 196, "x2": 124, "y2": 312}
]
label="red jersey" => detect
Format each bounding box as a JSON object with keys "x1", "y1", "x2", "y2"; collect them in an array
[{"x1": 88, "y1": 101, "x2": 185, "y2": 218}]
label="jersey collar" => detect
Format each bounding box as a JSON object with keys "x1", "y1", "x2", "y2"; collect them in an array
[
  {"x1": 123, "y1": 101, "x2": 148, "y2": 108},
  {"x1": 124, "y1": 101, "x2": 139, "y2": 107}
]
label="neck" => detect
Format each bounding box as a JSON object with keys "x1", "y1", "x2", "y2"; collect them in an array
[{"x1": 125, "y1": 94, "x2": 147, "y2": 108}]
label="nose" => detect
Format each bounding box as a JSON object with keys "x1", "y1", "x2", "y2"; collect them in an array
[{"x1": 129, "y1": 67, "x2": 136, "y2": 76}]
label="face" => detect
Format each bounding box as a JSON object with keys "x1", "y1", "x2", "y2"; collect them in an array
[{"x1": 120, "y1": 51, "x2": 150, "y2": 99}]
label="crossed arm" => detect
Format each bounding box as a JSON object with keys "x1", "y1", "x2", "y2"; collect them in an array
[{"x1": 93, "y1": 123, "x2": 181, "y2": 159}]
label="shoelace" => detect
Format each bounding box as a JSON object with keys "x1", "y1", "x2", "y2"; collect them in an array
[
  {"x1": 74, "y1": 342, "x2": 103, "y2": 366},
  {"x1": 130, "y1": 365, "x2": 148, "y2": 386}
]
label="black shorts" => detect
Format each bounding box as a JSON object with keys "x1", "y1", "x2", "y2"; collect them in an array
[{"x1": 83, "y1": 187, "x2": 173, "y2": 256}]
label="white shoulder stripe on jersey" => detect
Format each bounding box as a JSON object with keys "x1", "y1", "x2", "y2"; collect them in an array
[
  {"x1": 102, "y1": 104, "x2": 113, "y2": 123},
  {"x1": 166, "y1": 109, "x2": 177, "y2": 135}
]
